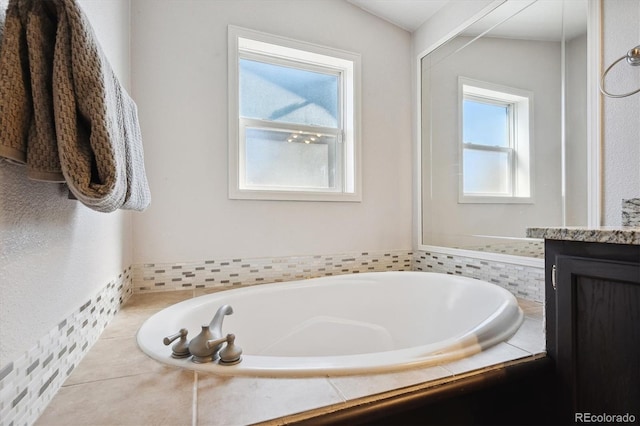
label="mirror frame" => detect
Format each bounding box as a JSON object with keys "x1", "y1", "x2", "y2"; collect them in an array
[{"x1": 413, "y1": 0, "x2": 602, "y2": 267}]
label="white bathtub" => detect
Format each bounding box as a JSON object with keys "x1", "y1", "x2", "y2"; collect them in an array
[{"x1": 137, "y1": 271, "x2": 523, "y2": 377}]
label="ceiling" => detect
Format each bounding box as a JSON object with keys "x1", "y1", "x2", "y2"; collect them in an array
[
  {"x1": 346, "y1": 0, "x2": 449, "y2": 32},
  {"x1": 346, "y1": 0, "x2": 587, "y2": 41}
]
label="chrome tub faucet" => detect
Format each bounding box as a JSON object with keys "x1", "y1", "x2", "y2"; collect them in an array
[
  {"x1": 209, "y1": 304, "x2": 233, "y2": 341},
  {"x1": 162, "y1": 304, "x2": 242, "y2": 364}
]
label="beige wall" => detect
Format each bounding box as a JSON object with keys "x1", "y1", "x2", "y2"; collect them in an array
[
  {"x1": 602, "y1": 0, "x2": 640, "y2": 225},
  {"x1": 0, "y1": 0, "x2": 133, "y2": 367},
  {"x1": 130, "y1": 0, "x2": 414, "y2": 263}
]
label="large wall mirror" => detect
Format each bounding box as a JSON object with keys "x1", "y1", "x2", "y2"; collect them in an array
[{"x1": 420, "y1": 0, "x2": 598, "y2": 261}]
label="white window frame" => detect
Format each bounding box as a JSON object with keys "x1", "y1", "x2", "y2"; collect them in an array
[
  {"x1": 228, "y1": 26, "x2": 361, "y2": 202},
  {"x1": 458, "y1": 77, "x2": 534, "y2": 204}
]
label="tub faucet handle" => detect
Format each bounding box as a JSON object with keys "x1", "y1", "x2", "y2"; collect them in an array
[
  {"x1": 219, "y1": 333, "x2": 242, "y2": 365},
  {"x1": 205, "y1": 334, "x2": 243, "y2": 365},
  {"x1": 163, "y1": 328, "x2": 190, "y2": 359}
]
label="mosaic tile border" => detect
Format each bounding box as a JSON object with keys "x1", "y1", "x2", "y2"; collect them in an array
[
  {"x1": 451, "y1": 239, "x2": 544, "y2": 259},
  {"x1": 0, "y1": 268, "x2": 132, "y2": 426},
  {"x1": 133, "y1": 250, "x2": 413, "y2": 293},
  {"x1": 413, "y1": 250, "x2": 544, "y2": 303}
]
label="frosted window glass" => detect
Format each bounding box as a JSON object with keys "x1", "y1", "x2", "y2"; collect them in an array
[
  {"x1": 240, "y1": 59, "x2": 339, "y2": 128},
  {"x1": 463, "y1": 99, "x2": 509, "y2": 147},
  {"x1": 463, "y1": 149, "x2": 510, "y2": 194},
  {"x1": 245, "y1": 128, "x2": 335, "y2": 189}
]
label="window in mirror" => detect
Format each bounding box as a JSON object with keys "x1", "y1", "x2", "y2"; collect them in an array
[{"x1": 459, "y1": 77, "x2": 533, "y2": 203}]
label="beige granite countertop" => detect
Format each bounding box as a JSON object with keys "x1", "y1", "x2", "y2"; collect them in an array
[
  {"x1": 526, "y1": 226, "x2": 640, "y2": 245},
  {"x1": 36, "y1": 290, "x2": 545, "y2": 425}
]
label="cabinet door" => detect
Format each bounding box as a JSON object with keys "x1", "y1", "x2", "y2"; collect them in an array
[{"x1": 555, "y1": 255, "x2": 640, "y2": 418}]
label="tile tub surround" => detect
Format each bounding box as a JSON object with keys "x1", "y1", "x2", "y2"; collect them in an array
[
  {"x1": 36, "y1": 288, "x2": 545, "y2": 425},
  {"x1": 526, "y1": 226, "x2": 640, "y2": 245},
  {"x1": 0, "y1": 269, "x2": 133, "y2": 426},
  {"x1": 413, "y1": 250, "x2": 544, "y2": 303},
  {"x1": 133, "y1": 250, "x2": 413, "y2": 293},
  {"x1": 2, "y1": 248, "x2": 541, "y2": 426}
]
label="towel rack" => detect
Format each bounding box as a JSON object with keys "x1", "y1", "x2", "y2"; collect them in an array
[{"x1": 600, "y1": 45, "x2": 640, "y2": 98}]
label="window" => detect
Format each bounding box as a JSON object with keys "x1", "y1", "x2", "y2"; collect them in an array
[
  {"x1": 228, "y1": 26, "x2": 361, "y2": 201},
  {"x1": 459, "y1": 77, "x2": 533, "y2": 203}
]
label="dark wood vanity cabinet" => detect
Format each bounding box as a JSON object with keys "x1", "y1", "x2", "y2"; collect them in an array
[{"x1": 545, "y1": 240, "x2": 640, "y2": 423}]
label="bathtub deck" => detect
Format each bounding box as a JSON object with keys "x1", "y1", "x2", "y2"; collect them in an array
[{"x1": 35, "y1": 289, "x2": 545, "y2": 425}]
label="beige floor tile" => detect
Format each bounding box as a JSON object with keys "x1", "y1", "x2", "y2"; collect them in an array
[
  {"x1": 517, "y1": 298, "x2": 544, "y2": 321},
  {"x1": 193, "y1": 282, "x2": 269, "y2": 297},
  {"x1": 441, "y1": 342, "x2": 531, "y2": 375},
  {"x1": 64, "y1": 335, "x2": 164, "y2": 386},
  {"x1": 100, "y1": 309, "x2": 162, "y2": 339},
  {"x1": 507, "y1": 317, "x2": 545, "y2": 355},
  {"x1": 124, "y1": 290, "x2": 194, "y2": 311},
  {"x1": 196, "y1": 373, "x2": 344, "y2": 425},
  {"x1": 329, "y1": 365, "x2": 452, "y2": 401},
  {"x1": 193, "y1": 286, "x2": 231, "y2": 297},
  {"x1": 36, "y1": 368, "x2": 195, "y2": 426},
  {"x1": 106, "y1": 291, "x2": 193, "y2": 340}
]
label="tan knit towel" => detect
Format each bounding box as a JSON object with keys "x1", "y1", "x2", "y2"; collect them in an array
[
  {"x1": 0, "y1": 0, "x2": 151, "y2": 212},
  {"x1": 0, "y1": 0, "x2": 36, "y2": 173}
]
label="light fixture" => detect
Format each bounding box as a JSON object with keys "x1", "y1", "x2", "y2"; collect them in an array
[{"x1": 600, "y1": 45, "x2": 640, "y2": 98}]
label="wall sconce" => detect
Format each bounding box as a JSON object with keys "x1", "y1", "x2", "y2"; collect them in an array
[{"x1": 600, "y1": 45, "x2": 640, "y2": 98}]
